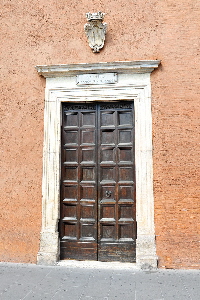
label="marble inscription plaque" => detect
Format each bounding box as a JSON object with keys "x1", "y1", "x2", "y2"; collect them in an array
[{"x1": 77, "y1": 73, "x2": 117, "y2": 85}]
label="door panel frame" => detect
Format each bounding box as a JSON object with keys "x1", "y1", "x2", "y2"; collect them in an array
[
  {"x1": 60, "y1": 102, "x2": 136, "y2": 262},
  {"x1": 36, "y1": 61, "x2": 160, "y2": 268}
]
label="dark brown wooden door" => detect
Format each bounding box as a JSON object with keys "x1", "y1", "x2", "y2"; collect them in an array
[{"x1": 60, "y1": 102, "x2": 136, "y2": 262}]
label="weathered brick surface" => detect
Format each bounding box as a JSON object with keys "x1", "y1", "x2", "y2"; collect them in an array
[{"x1": 0, "y1": 0, "x2": 199, "y2": 267}]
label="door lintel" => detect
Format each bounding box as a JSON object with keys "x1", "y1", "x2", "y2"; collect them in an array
[{"x1": 36, "y1": 60, "x2": 160, "y2": 78}]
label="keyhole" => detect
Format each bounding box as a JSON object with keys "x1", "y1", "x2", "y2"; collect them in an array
[{"x1": 106, "y1": 191, "x2": 112, "y2": 198}]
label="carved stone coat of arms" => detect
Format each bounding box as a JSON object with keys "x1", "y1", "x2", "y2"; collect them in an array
[{"x1": 84, "y1": 12, "x2": 107, "y2": 53}]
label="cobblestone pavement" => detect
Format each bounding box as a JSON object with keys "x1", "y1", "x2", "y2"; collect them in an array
[{"x1": 0, "y1": 261, "x2": 199, "y2": 300}]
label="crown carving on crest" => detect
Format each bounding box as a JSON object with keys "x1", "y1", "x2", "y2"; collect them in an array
[{"x1": 86, "y1": 11, "x2": 105, "y2": 21}]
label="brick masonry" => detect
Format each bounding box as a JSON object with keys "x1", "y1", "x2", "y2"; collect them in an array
[{"x1": 0, "y1": 0, "x2": 199, "y2": 268}]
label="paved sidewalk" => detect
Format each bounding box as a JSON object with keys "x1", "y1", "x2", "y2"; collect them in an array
[{"x1": 0, "y1": 261, "x2": 199, "y2": 300}]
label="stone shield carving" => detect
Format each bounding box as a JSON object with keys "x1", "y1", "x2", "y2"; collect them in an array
[{"x1": 84, "y1": 12, "x2": 107, "y2": 53}]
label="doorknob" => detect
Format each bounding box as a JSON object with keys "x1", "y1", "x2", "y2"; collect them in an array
[{"x1": 106, "y1": 191, "x2": 112, "y2": 198}]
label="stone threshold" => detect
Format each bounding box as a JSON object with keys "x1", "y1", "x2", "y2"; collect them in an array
[{"x1": 57, "y1": 260, "x2": 138, "y2": 270}]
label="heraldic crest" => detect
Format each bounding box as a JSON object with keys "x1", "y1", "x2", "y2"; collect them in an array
[{"x1": 84, "y1": 12, "x2": 107, "y2": 53}]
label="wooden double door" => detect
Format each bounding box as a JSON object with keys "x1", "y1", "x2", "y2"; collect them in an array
[{"x1": 60, "y1": 101, "x2": 136, "y2": 262}]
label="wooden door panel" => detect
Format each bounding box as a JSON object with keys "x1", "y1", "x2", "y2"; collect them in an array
[
  {"x1": 98, "y1": 102, "x2": 136, "y2": 262},
  {"x1": 98, "y1": 243, "x2": 135, "y2": 262},
  {"x1": 64, "y1": 148, "x2": 78, "y2": 163},
  {"x1": 80, "y1": 222, "x2": 96, "y2": 240},
  {"x1": 60, "y1": 241, "x2": 97, "y2": 260},
  {"x1": 119, "y1": 167, "x2": 134, "y2": 181},
  {"x1": 81, "y1": 147, "x2": 95, "y2": 162},
  {"x1": 101, "y1": 130, "x2": 115, "y2": 145},
  {"x1": 118, "y1": 130, "x2": 133, "y2": 144},
  {"x1": 81, "y1": 112, "x2": 96, "y2": 127},
  {"x1": 80, "y1": 167, "x2": 95, "y2": 182},
  {"x1": 118, "y1": 111, "x2": 133, "y2": 126},
  {"x1": 63, "y1": 130, "x2": 79, "y2": 145},
  {"x1": 119, "y1": 204, "x2": 135, "y2": 220},
  {"x1": 60, "y1": 102, "x2": 136, "y2": 262},
  {"x1": 60, "y1": 104, "x2": 97, "y2": 260},
  {"x1": 64, "y1": 111, "x2": 79, "y2": 127},
  {"x1": 119, "y1": 185, "x2": 134, "y2": 201},
  {"x1": 100, "y1": 111, "x2": 115, "y2": 126},
  {"x1": 64, "y1": 166, "x2": 78, "y2": 181},
  {"x1": 80, "y1": 185, "x2": 96, "y2": 201},
  {"x1": 118, "y1": 147, "x2": 132, "y2": 162},
  {"x1": 101, "y1": 147, "x2": 115, "y2": 162},
  {"x1": 100, "y1": 204, "x2": 115, "y2": 219},
  {"x1": 63, "y1": 185, "x2": 77, "y2": 201},
  {"x1": 100, "y1": 167, "x2": 116, "y2": 182},
  {"x1": 81, "y1": 130, "x2": 95, "y2": 145}
]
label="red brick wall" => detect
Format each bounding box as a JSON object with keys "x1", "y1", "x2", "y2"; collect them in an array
[{"x1": 0, "y1": 0, "x2": 199, "y2": 267}]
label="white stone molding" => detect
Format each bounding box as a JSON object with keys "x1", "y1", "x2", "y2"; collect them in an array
[
  {"x1": 36, "y1": 61, "x2": 160, "y2": 77},
  {"x1": 36, "y1": 61, "x2": 160, "y2": 268}
]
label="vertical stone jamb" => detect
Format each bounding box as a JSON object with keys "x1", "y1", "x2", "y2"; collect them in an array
[
  {"x1": 37, "y1": 91, "x2": 61, "y2": 265},
  {"x1": 135, "y1": 83, "x2": 157, "y2": 269}
]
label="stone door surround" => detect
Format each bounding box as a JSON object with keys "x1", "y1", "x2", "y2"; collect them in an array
[{"x1": 36, "y1": 60, "x2": 160, "y2": 268}]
